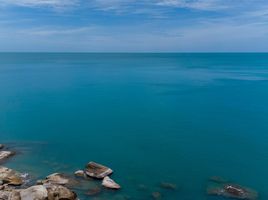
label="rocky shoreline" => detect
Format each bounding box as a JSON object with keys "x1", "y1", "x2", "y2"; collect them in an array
[
  {"x1": 0, "y1": 144, "x2": 122, "y2": 200},
  {"x1": 0, "y1": 143, "x2": 259, "y2": 200}
]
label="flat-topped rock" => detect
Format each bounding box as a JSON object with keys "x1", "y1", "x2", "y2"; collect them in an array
[
  {"x1": 0, "y1": 166, "x2": 23, "y2": 186},
  {"x1": 0, "y1": 151, "x2": 14, "y2": 162},
  {"x1": 85, "y1": 162, "x2": 113, "y2": 179},
  {"x1": 102, "y1": 176, "x2": 120, "y2": 190},
  {"x1": 207, "y1": 183, "x2": 258, "y2": 200}
]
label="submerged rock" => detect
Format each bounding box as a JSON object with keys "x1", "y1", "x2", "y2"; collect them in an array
[
  {"x1": 151, "y1": 192, "x2": 162, "y2": 200},
  {"x1": 207, "y1": 183, "x2": 258, "y2": 200},
  {"x1": 20, "y1": 185, "x2": 48, "y2": 200},
  {"x1": 85, "y1": 162, "x2": 113, "y2": 179},
  {"x1": 85, "y1": 186, "x2": 102, "y2": 196},
  {"x1": 160, "y1": 182, "x2": 177, "y2": 190},
  {"x1": 102, "y1": 176, "x2": 120, "y2": 190},
  {"x1": 0, "y1": 166, "x2": 23, "y2": 186},
  {"x1": 0, "y1": 151, "x2": 14, "y2": 162}
]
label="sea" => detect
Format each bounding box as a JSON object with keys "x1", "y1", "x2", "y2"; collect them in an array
[{"x1": 0, "y1": 53, "x2": 268, "y2": 199}]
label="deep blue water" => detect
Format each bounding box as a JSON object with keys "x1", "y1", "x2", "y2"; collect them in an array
[{"x1": 1, "y1": 53, "x2": 268, "y2": 199}]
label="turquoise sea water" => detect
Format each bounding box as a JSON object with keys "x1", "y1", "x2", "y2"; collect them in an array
[{"x1": 1, "y1": 53, "x2": 268, "y2": 199}]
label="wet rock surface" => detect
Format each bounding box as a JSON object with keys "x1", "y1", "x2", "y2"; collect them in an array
[
  {"x1": 85, "y1": 162, "x2": 113, "y2": 179},
  {"x1": 0, "y1": 144, "x2": 4, "y2": 149}
]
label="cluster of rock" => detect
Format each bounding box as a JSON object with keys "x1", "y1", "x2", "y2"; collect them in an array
[
  {"x1": 0, "y1": 166, "x2": 77, "y2": 200},
  {"x1": 0, "y1": 144, "x2": 121, "y2": 200},
  {"x1": 1, "y1": 143, "x2": 260, "y2": 200},
  {"x1": 75, "y1": 161, "x2": 121, "y2": 190},
  {"x1": 207, "y1": 176, "x2": 258, "y2": 200}
]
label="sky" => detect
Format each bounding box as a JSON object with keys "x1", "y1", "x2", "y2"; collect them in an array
[{"x1": 0, "y1": 0, "x2": 268, "y2": 52}]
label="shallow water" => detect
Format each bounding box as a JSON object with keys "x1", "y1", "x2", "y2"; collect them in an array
[{"x1": 1, "y1": 53, "x2": 268, "y2": 199}]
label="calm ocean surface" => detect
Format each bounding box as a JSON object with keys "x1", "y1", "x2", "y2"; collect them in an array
[{"x1": 0, "y1": 53, "x2": 268, "y2": 199}]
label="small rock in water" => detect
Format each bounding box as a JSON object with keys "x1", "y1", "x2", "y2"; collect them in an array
[
  {"x1": 151, "y1": 192, "x2": 162, "y2": 200},
  {"x1": 0, "y1": 144, "x2": 4, "y2": 149},
  {"x1": 160, "y1": 182, "x2": 177, "y2": 190},
  {"x1": 74, "y1": 170, "x2": 85, "y2": 177},
  {"x1": 85, "y1": 162, "x2": 113, "y2": 179},
  {"x1": 85, "y1": 186, "x2": 102, "y2": 196},
  {"x1": 207, "y1": 183, "x2": 258, "y2": 200},
  {"x1": 102, "y1": 176, "x2": 121, "y2": 190},
  {"x1": 0, "y1": 151, "x2": 14, "y2": 162}
]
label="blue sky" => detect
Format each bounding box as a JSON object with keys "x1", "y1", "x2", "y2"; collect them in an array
[{"x1": 0, "y1": 0, "x2": 268, "y2": 52}]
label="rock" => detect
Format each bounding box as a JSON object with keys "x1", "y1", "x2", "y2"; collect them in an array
[
  {"x1": 160, "y1": 182, "x2": 177, "y2": 190},
  {"x1": 46, "y1": 184, "x2": 77, "y2": 200},
  {"x1": 0, "y1": 144, "x2": 4, "y2": 149},
  {"x1": 102, "y1": 176, "x2": 120, "y2": 190},
  {"x1": 151, "y1": 192, "x2": 162, "y2": 200},
  {"x1": 42, "y1": 173, "x2": 70, "y2": 185},
  {"x1": 0, "y1": 166, "x2": 23, "y2": 186},
  {"x1": 41, "y1": 173, "x2": 79, "y2": 188},
  {"x1": 20, "y1": 185, "x2": 48, "y2": 200},
  {"x1": 0, "y1": 190, "x2": 13, "y2": 200},
  {"x1": 207, "y1": 183, "x2": 258, "y2": 200},
  {"x1": 0, "y1": 151, "x2": 14, "y2": 162},
  {"x1": 0, "y1": 184, "x2": 77, "y2": 200},
  {"x1": 74, "y1": 170, "x2": 85, "y2": 177},
  {"x1": 85, "y1": 186, "x2": 102, "y2": 196},
  {"x1": 85, "y1": 162, "x2": 113, "y2": 179}
]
